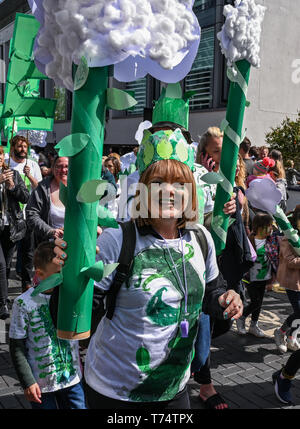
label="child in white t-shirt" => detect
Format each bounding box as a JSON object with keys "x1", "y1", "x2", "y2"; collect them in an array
[{"x1": 9, "y1": 242, "x2": 86, "y2": 409}]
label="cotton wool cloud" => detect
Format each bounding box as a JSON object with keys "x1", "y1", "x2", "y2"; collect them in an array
[
  {"x1": 217, "y1": 0, "x2": 266, "y2": 69},
  {"x1": 28, "y1": 0, "x2": 200, "y2": 91}
]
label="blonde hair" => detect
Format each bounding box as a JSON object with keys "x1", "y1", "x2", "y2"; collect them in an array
[
  {"x1": 236, "y1": 154, "x2": 249, "y2": 226},
  {"x1": 196, "y1": 127, "x2": 223, "y2": 163},
  {"x1": 270, "y1": 159, "x2": 286, "y2": 179},
  {"x1": 133, "y1": 159, "x2": 198, "y2": 229}
]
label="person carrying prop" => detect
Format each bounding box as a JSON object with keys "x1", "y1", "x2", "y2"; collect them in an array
[
  {"x1": 53, "y1": 126, "x2": 243, "y2": 409},
  {"x1": 274, "y1": 207, "x2": 300, "y2": 354}
]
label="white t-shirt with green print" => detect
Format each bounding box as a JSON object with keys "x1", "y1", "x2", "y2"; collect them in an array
[
  {"x1": 249, "y1": 238, "x2": 272, "y2": 282},
  {"x1": 9, "y1": 289, "x2": 82, "y2": 393},
  {"x1": 85, "y1": 224, "x2": 219, "y2": 402}
]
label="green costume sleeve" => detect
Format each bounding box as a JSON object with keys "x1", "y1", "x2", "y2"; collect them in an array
[{"x1": 9, "y1": 338, "x2": 36, "y2": 390}]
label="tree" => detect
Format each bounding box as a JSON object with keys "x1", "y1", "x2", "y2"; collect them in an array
[{"x1": 265, "y1": 112, "x2": 300, "y2": 168}]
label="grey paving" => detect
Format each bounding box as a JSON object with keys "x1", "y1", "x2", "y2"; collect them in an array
[{"x1": 1, "y1": 267, "x2": 299, "y2": 409}]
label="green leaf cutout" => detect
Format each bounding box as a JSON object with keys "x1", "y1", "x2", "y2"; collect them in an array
[
  {"x1": 165, "y1": 82, "x2": 182, "y2": 99},
  {"x1": 97, "y1": 205, "x2": 119, "y2": 228},
  {"x1": 31, "y1": 273, "x2": 63, "y2": 297},
  {"x1": 103, "y1": 263, "x2": 119, "y2": 278},
  {"x1": 74, "y1": 57, "x2": 89, "y2": 91},
  {"x1": 55, "y1": 133, "x2": 90, "y2": 157},
  {"x1": 183, "y1": 90, "x2": 196, "y2": 101},
  {"x1": 77, "y1": 180, "x2": 107, "y2": 203},
  {"x1": 106, "y1": 88, "x2": 137, "y2": 111},
  {"x1": 81, "y1": 261, "x2": 118, "y2": 282},
  {"x1": 201, "y1": 172, "x2": 224, "y2": 185}
]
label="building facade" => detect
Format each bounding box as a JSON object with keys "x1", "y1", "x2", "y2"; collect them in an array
[{"x1": 0, "y1": 0, "x2": 299, "y2": 154}]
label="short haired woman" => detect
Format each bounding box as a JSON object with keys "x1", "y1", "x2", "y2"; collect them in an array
[{"x1": 53, "y1": 127, "x2": 243, "y2": 409}]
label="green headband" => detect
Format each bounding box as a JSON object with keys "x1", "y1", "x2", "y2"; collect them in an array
[{"x1": 136, "y1": 128, "x2": 194, "y2": 174}]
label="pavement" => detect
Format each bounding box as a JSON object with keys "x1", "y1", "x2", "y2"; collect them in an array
[{"x1": 1, "y1": 267, "x2": 300, "y2": 410}]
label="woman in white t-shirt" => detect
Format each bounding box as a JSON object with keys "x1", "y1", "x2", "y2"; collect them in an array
[{"x1": 54, "y1": 127, "x2": 243, "y2": 409}]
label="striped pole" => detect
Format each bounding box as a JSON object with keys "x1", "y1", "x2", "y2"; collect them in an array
[
  {"x1": 273, "y1": 205, "x2": 300, "y2": 256},
  {"x1": 211, "y1": 59, "x2": 251, "y2": 255}
]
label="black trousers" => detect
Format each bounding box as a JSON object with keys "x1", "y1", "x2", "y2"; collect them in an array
[
  {"x1": 84, "y1": 383, "x2": 190, "y2": 409},
  {"x1": 0, "y1": 226, "x2": 17, "y2": 303},
  {"x1": 284, "y1": 349, "x2": 300, "y2": 377},
  {"x1": 243, "y1": 280, "x2": 267, "y2": 322},
  {"x1": 20, "y1": 229, "x2": 34, "y2": 291}
]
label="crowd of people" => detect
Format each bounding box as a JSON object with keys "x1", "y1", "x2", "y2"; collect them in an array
[{"x1": 1, "y1": 127, "x2": 300, "y2": 409}]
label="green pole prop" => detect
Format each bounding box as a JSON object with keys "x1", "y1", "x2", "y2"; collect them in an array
[
  {"x1": 57, "y1": 66, "x2": 108, "y2": 340},
  {"x1": 211, "y1": 59, "x2": 251, "y2": 255},
  {"x1": 273, "y1": 206, "x2": 300, "y2": 256}
]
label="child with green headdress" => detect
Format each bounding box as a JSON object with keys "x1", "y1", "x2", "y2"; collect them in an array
[{"x1": 53, "y1": 113, "x2": 243, "y2": 408}]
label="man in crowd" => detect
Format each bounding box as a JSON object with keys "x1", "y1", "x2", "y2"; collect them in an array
[{"x1": 7, "y1": 135, "x2": 42, "y2": 292}]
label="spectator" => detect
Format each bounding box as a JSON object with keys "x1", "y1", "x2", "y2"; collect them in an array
[
  {"x1": 0, "y1": 146, "x2": 30, "y2": 319},
  {"x1": 9, "y1": 241, "x2": 86, "y2": 409},
  {"x1": 26, "y1": 156, "x2": 68, "y2": 245},
  {"x1": 274, "y1": 207, "x2": 300, "y2": 353},
  {"x1": 285, "y1": 160, "x2": 300, "y2": 191},
  {"x1": 239, "y1": 137, "x2": 255, "y2": 176},
  {"x1": 7, "y1": 135, "x2": 43, "y2": 293},
  {"x1": 120, "y1": 146, "x2": 139, "y2": 173},
  {"x1": 259, "y1": 146, "x2": 269, "y2": 159},
  {"x1": 270, "y1": 160, "x2": 288, "y2": 212},
  {"x1": 249, "y1": 146, "x2": 259, "y2": 161}
]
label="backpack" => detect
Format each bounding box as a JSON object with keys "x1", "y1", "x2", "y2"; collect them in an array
[{"x1": 51, "y1": 221, "x2": 209, "y2": 347}]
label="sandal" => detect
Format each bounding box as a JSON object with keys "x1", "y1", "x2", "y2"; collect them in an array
[{"x1": 200, "y1": 393, "x2": 229, "y2": 410}]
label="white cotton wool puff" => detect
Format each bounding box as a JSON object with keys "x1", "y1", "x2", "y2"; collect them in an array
[
  {"x1": 32, "y1": 0, "x2": 200, "y2": 90},
  {"x1": 217, "y1": 0, "x2": 266, "y2": 68}
]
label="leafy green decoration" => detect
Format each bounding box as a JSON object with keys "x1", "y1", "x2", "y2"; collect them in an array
[
  {"x1": 31, "y1": 273, "x2": 63, "y2": 296},
  {"x1": 74, "y1": 57, "x2": 89, "y2": 91},
  {"x1": 106, "y1": 88, "x2": 137, "y2": 111},
  {"x1": 55, "y1": 133, "x2": 90, "y2": 157},
  {"x1": 76, "y1": 179, "x2": 107, "y2": 203}
]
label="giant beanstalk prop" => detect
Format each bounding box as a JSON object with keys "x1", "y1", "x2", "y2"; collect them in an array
[
  {"x1": 211, "y1": 0, "x2": 266, "y2": 255},
  {"x1": 29, "y1": 0, "x2": 201, "y2": 339}
]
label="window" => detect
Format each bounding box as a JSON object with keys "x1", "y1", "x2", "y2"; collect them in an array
[
  {"x1": 53, "y1": 87, "x2": 72, "y2": 121},
  {"x1": 184, "y1": 27, "x2": 215, "y2": 110},
  {"x1": 125, "y1": 77, "x2": 147, "y2": 116},
  {"x1": 194, "y1": 0, "x2": 215, "y2": 11},
  {"x1": 54, "y1": 87, "x2": 67, "y2": 121}
]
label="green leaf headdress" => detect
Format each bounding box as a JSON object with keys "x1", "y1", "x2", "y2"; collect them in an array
[{"x1": 136, "y1": 83, "x2": 195, "y2": 174}]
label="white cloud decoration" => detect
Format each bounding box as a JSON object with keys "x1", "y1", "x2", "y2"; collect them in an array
[
  {"x1": 245, "y1": 178, "x2": 282, "y2": 215},
  {"x1": 28, "y1": 0, "x2": 201, "y2": 91},
  {"x1": 217, "y1": 0, "x2": 266, "y2": 69}
]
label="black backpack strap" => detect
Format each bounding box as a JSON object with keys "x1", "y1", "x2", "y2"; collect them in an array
[
  {"x1": 194, "y1": 225, "x2": 208, "y2": 262},
  {"x1": 106, "y1": 220, "x2": 136, "y2": 320}
]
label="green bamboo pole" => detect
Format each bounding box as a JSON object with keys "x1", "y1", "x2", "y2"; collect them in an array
[
  {"x1": 57, "y1": 66, "x2": 108, "y2": 340},
  {"x1": 211, "y1": 59, "x2": 251, "y2": 255}
]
